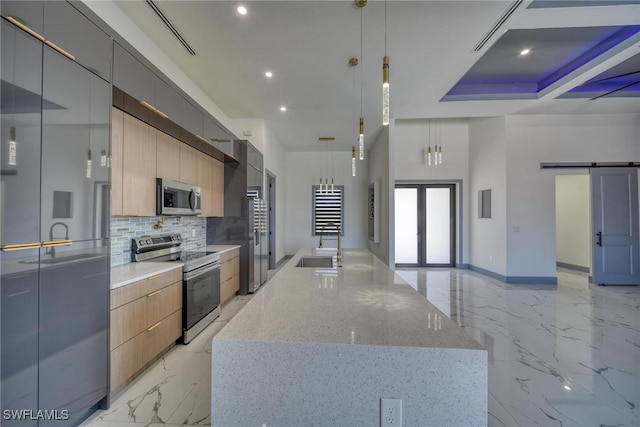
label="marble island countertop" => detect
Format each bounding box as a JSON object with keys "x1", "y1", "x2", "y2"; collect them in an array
[
  {"x1": 110, "y1": 244, "x2": 240, "y2": 289},
  {"x1": 215, "y1": 248, "x2": 483, "y2": 350}
]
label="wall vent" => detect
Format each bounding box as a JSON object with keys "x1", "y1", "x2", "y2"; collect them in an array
[
  {"x1": 471, "y1": 0, "x2": 523, "y2": 52},
  {"x1": 146, "y1": 0, "x2": 197, "y2": 55}
]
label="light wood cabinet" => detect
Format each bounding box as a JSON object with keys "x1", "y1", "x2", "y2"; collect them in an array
[
  {"x1": 220, "y1": 248, "x2": 240, "y2": 305},
  {"x1": 122, "y1": 113, "x2": 156, "y2": 216},
  {"x1": 179, "y1": 143, "x2": 198, "y2": 185},
  {"x1": 156, "y1": 130, "x2": 181, "y2": 181},
  {"x1": 111, "y1": 107, "x2": 124, "y2": 216},
  {"x1": 212, "y1": 159, "x2": 224, "y2": 217},
  {"x1": 197, "y1": 151, "x2": 214, "y2": 217},
  {"x1": 110, "y1": 268, "x2": 182, "y2": 393}
]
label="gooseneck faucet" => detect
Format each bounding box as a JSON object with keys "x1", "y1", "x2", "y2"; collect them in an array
[
  {"x1": 46, "y1": 222, "x2": 69, "y2": 257},
  {"x1": 318, "y1": 222, "x2": 342, "y2": 267}
]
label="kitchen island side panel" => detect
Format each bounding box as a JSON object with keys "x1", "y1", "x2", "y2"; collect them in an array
[{"x1": 212, "y1": 339, "x2": 487, "y2": 427}]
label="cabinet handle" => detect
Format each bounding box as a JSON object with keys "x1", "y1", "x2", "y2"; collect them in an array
[
  {"x1": 140, "y1": 101, "x2": 168, "y2": 119},
  {"x1": 195, "y1": 135, "x2": 209, "y2": 144},
  {"x1": 146, "y1": 289, "x2": 162, "y2": 297},
  {"x1": 1, "y1": 242, "x2": 42, "y2": 251},
  {"x1": 5, "y1": 16, "x2": 44, "y2": 41},
  {"x1": 147, "y1": 321, "x2": 162, "y2": 332},
  {"x1": 42, "y1": 240, "x2": 72, "y2": 248},
  {"x1": 147, "y1": 274, "x2": 162, "y2": 281},
  {"x1": 44, "y1": 40, "x2": 75, "y2": 61}
]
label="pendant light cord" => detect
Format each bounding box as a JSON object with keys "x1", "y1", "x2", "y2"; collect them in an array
[
  {"x1": 360, "y1": 8, "x2": 364, "y2": 118},
  {"x1": 384, "y1": 0, "x2": 387, "y2": 55}
]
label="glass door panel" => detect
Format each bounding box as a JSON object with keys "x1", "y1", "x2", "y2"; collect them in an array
[
  {"x1": 394, "y1": 188, "x2": 418, "y2": 264},
  {"x1": 425, "y1": 187, "x2": 451, "y2": 264}
]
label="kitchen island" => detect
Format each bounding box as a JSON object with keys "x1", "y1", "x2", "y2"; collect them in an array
[{"x1": 211, "y1": 248, "x2": 487, "y2": 426}]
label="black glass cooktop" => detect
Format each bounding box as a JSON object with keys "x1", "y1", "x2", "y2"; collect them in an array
[{"x1": 181, "y1": 251, "x2": 218, "y2": 262}]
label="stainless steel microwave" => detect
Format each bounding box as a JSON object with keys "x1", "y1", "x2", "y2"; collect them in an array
[{"x1": 156, "y1": 178, "x2": 201, "y2": 216}]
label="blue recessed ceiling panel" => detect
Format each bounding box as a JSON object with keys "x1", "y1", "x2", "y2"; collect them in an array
[
  {"x1": 528, "y1": 0, "x2": 640, "y2": 9},
  {"x1": 559, "y1": 53, "x2": 640, "y2": 98},
  {"x1": 442, "y1": 25, "x2": 640, "y2": 101}
]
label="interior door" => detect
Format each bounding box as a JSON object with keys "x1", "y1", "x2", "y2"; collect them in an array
[
  {"x1": 395, "y1": 184, "x2": 456, "y2": 267},
  {"x1": 591, "y1": 167, "x2": 640, "y2": 285}
]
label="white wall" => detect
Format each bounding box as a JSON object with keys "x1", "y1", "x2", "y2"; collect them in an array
[
  {"x1": 368, "y1": 127, "x2": 391, "y2": 264},
  {"x1": 228, "y1": 118, "x2": 266, "y2": 154},
  {"x1": 505, "y1": 114, "x2": 640, "y2": 278},
  {"x1": 555, "y1": 175, "x2": 591, "y2": 270},
  {"x1": 468, "y1": 117, "x2": 508, "y2": 276},
  {"x1": 284, "y1": 151, "x2": 369, "y2": 255},
  {"x1": 394, "y1": 118, "x2": 470, "y2": 264},
  {"x1": 263, "y1": 125, "x2": 287, "y2": 264}
]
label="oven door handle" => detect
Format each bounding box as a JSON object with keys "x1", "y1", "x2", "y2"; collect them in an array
[{"x1": 184, "y1": 263, "x2": 219, "y2": 281}]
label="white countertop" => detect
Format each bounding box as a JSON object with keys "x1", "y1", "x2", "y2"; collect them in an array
[
  {"x1": 110, "y1": 244, "x2": 240, "y2": 289},
  {"x1": 215, "y1": 248, "x2": 483, "y2": 350}
]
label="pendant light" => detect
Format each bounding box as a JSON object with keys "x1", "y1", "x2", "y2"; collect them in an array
[
  {"x1": 86, "y1": 149, "x2": 92, "y2": 178},
  {"x1": 426, "y1": 119, "x2": 432, "y2": 166},
  {"x1": 100, "y1": 149, "x2": 107, "y2": 167},
  {"x1": 356, "y1": 1, "x2": 366, "y2": 160},
  {"x1": 382, "y1": 0, "x2": 390, "y2": 126},
  {"x1": 8, "y1": 126, "x2": 17, "y2": 166},
  {"x1": 352, "y1": 146, "x2": 357, "y2": 177},
  {"x1": 319, "y1": 137, "x2": 335, "y2": 192},
  {"x1": 436, "y1": 119, "x2": 443, "y2": 165}
]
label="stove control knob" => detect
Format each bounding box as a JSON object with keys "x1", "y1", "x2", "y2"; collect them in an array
[{"x1": 138, "y1": 240, "x2": 145, "y2": 246}]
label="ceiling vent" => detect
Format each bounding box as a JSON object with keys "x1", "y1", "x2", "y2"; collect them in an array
[
  {"x1": 471, "y1": 0, "x2": 523, "y2": 52},
  {"x1": 146, "y1": 0, "x2": 197, "y2": 55}
]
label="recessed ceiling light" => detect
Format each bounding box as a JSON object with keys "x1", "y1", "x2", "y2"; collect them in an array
[
  {"x1": 520, "y1": 48, "x2": 531, "y2": 56},
  {"x1": 265, "y1": 71, "x2": 273, "y2": 78},
  {"x1": 237, "y1": 5, "x2": 247, "y2": 15},
  {"x1": 563, "y1": 385, "x2": 571, "y2": 391},
  {"x1": 280, "y1": 106, "x2": 287, "y2": 112}
]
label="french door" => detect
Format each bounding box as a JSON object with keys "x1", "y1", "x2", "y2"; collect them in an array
[{"x1": 395, "y1": 184, "x2": 456, "y2": 267}]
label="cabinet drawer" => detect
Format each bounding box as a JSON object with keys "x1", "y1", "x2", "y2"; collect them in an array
[
  {"x1": 220, "y1": 248, "x2": 240, "y2": 263},
  {"x1": 110, "y1": 281, "x2": 182, "y2": 350},
  {"x1": 220, "y1": 256, "x2": 240, "y2": 284},
  {"x1": 110, "y1": 309, "x2": 181, "y2": 393},
  {"x1": 111, "y1": 268, "x2": 182, "y2": 309},
  {"x1": 220, "y1": 274, "x2": 240, "y2": 305}
]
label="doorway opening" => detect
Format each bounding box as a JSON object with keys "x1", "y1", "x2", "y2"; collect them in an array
[
  {"x1": 394, "y1": 184, "x2": 456, "y2": 267},
  {"x1": 266, "y1": 169, "x2": 276, "y2": 270},
  {"x1": 555, "y1": 174, "x2": 592, "y2": 277}
]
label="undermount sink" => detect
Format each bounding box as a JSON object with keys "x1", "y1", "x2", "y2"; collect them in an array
[{"x1": 295, "y1": 256, "x2": 334, "y2": 268}]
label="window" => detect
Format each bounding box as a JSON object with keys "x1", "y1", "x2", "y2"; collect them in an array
[
  {"x1": 312, "y1": 185, "x2": 344, "y2": 236},
  {"x1": 478, "y1": 189, "x2": 492, "y2": 218}
]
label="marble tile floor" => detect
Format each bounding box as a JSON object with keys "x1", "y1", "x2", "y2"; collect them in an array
[
  {"x1": 83, "y1": 266, "x2": 639, "y2": 427},
  {"x1": 396, "y1": 267, "x2": 640, "y2": 427}
]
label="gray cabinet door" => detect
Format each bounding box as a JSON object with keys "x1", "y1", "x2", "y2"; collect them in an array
[
  {"x1": 43, "y1": 1, "x2": 111, "y2": 81},
  {"x1": 41, "y1": 47, "x2": 110, "y2": 243},
  {"x1": 113, "y1": 42, "x2": 155, "y2": 104},
  {"x1": 0, "y1": 0, "x2": 44, "y2": 36},
  {"x1": 155, "y1": 78, "x2": 183, "y2": 122},
  {"x1": 38, "y1": 240, "x2": 109, "y2": 426},
  {"x1": 1, "y1": 21, "x2": 41, "y2": 426},
  {"x1": 1, "y1": 21, "x2": 43, "y2": 246},
  {"x1": 181, "y1": 98, "x2": 203, "y2": 137}
]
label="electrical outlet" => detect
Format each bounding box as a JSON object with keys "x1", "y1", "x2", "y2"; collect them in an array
[
  {"x1": 191, "y1": 229, "x2": 196, "y2": 237},
  {"x1": 381, "y1": 398, "x2": 402, "y2": 427},
  {"x1": 489, "y1": 255, "x2": 493, "y2": 262}
]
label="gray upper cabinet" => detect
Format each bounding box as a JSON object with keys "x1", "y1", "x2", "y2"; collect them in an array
[
  {"x1": 43, "y1": 1, "x2": 111, "y2": 82},
  {"x1": 113, "y1": 42, "x2": 155, "y2": 105},
  {"x1": 0, "y1": 21, "x2": 43, "y2": 247},
  {"x1": 0, "y1": 0, "x2": 44, "y2": 36},
  {"x1": 181, "y1": 98, "x2": 203, "y2": 138},
  {"x1": 41, "y1": 47, "x2": 110, "y2": 243},
  {"x1": 155, "y1": 78, "x2": 183, "y2": 122}
]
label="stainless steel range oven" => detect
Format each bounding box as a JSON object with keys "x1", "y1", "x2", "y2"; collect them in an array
[{"x1": 133, "y1": 234, "x2": 220, "y2": 344}]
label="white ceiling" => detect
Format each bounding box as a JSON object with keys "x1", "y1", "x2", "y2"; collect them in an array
[{"x1": 113, "y1": 1, "x2": 640, "y2": 152}]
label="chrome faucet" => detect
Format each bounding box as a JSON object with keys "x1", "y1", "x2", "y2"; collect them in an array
[
  {"x1": 318, "y1": 222, "x2": 342, "y2": 267},
  {"x1": 46, "y1": 222, "x2": 69, "y2": 258}
]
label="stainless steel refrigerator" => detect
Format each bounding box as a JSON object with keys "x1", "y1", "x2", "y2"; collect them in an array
[{"x1": 248, "y1": 196, "x2": 268, "y2": 293}]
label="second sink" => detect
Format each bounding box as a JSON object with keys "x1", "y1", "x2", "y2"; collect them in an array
[{"x1": 295, "y1": 256, "x2": 334, "y2": 268}]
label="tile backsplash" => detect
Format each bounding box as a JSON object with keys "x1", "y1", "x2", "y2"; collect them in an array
[{"x1": 110, "y1": 216, "x2": 207, "y2": 266}]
